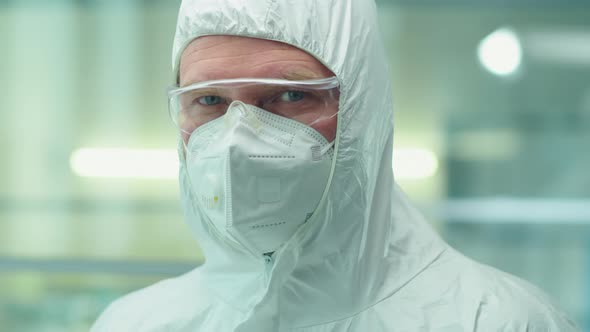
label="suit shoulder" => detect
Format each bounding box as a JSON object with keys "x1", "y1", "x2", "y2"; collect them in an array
[
  {"x1": 90, "y1": 268, "x2": 214, "y2": 332},
  {"x1": 459, "y1": 255, "x2": 580, "y2": 331}
]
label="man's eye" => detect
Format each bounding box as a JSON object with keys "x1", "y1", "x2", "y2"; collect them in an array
[
  {"x1": 280, "y1": 91, "x2": 305, "y2": 102},
  {"x1": 197, "y1": 95, "x2": 223, "y2": 105}
]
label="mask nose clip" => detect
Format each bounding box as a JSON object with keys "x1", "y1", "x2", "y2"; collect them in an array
[
  {"x1": 225, "y1": 101, "x2": 266, "y2": 131},
  {"x1": 223, "y1": 101, "x2": 251, "y2": 128},
  {"x1": 226, "y1": 100, "x2": 249, "y2": 117}
]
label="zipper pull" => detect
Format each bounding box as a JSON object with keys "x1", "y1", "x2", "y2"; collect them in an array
[
  {"x1": 263, "y1": 252, "x2": 274, "y2": 282},
  {"x1": 263, "y1": 252, "x2": 273, "y2": 265}
]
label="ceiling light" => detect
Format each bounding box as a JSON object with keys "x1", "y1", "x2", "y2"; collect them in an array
[{"x1": 478, "y1": 28, "x2": 522, "y2": 76}]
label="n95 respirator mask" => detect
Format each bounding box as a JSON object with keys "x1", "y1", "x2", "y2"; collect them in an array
[{"x1": 182, "y1": 101, "x2": 334, "y2": 255}]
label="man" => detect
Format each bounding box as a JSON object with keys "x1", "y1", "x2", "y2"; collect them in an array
[{"x1": 92, "y1": 0, "x2": 579, "y2": 331}]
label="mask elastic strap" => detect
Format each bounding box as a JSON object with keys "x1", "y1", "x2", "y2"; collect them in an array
[{"x1": 320, "y1": 141, "x2": 335, "y2": 155}]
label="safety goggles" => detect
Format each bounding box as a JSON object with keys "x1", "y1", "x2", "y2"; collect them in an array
[{"x1": 167, "y1": 76, "x2": 340, "y2": 136}]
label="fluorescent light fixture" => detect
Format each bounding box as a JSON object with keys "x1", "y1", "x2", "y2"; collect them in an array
[
  {"x1": 478, "y1": 28, "x2": 522, "y2": 76},
  {"x1": 393, "y1": 148, "x2": 439, "y2": 180},
  {"x1": 72, "y1": 147, "x2": 438, "y2": 181},
  {"x1": 70, "y1": 148, "x2": 178, "y2": 179}
]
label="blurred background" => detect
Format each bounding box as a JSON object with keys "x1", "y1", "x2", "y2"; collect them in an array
[{"x1": 0, "y1": 0, "x2": 588, "y2": 330}]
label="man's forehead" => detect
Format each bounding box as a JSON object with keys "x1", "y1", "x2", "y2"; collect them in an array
[{"x1": 178, "y1": 36, "x2": 333, "y2": 87}]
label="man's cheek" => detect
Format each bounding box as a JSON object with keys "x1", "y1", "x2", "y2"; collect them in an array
[{"x1": 311, "y1": 114, "x2": 338, "y2": 142}]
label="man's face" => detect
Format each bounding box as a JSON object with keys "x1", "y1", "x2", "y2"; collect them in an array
[{"x1": 178, "y1": 35, "x2": 338, "y2": 142}]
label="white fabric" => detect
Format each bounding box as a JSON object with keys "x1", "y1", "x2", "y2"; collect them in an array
[
  {"x1": 185, "y1": 102, "x2": 334, "y2": 255},
  {"x1": 91, "y1": 0, "x2": 579, "y2": 331}
]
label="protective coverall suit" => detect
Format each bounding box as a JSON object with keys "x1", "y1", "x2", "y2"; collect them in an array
[{"x1": 91, "y1": 0, "x2": 579, "y2": 330}]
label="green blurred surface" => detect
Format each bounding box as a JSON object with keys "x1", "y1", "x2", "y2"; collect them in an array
[{"x1": 0, "y1": 272, "x2": 163, "y2": 332}]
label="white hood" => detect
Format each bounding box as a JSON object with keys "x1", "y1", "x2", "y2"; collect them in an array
[
  {"x1": 173, "y1": 0, "x2": 444, "y2": 326},
  {"x1": 91, "y1": 0, "x2": 579, "y2": 331}
]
